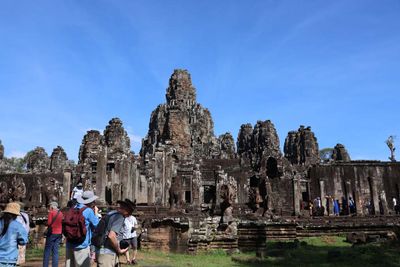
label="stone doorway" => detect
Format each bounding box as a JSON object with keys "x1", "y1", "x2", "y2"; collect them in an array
[{"x1": 267, "y1": 157, "x2": 278, "y2": 178}]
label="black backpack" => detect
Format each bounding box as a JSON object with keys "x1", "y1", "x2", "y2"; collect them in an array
[{"x1": 91, "y1": 211, "x2": 118, "y2": 248}]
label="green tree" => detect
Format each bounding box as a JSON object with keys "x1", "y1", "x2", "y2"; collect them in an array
[{"x1": 386, "y1": 135, "x2": 396, "y2": 162}]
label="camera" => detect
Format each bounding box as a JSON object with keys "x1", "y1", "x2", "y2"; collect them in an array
[{"x1": 119, "y1": 239, "x2": 130, "y2": 250}]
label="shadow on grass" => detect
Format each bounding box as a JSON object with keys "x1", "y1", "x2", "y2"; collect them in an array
[
  {"x1": 25, "y1": 238, "x2": 400, "y2": 267},
  {"x1": 232, "y1": 239, "x2": 400, "y2": 267}
]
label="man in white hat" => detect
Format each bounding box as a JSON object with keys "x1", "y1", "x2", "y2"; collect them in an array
[{"x1": 65, "y1": 191, "x2": 99, "y2": 267}]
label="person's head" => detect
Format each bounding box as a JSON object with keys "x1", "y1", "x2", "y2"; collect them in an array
[
  {"x1": 117, "y1": 199, "x2": 135, "y2": 218},
  {"x1": 1, "y1": 202, "x2": 20, "y2": 236},
  {"x1": 77, "y1": 182, "x2": 83, "y2": 189},
  {"x1": 49, "y1": 201, "x2": 58, "y2": 210},
  {"x1": 76, "y1": 191, "x2": 98, "y2": 207}
]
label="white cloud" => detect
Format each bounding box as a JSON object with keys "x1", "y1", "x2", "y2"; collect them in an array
[
  {"x1": 125, "y1": 126, "x2": 143, "y2": 144},
  {"x1": 129, "y1": 134, "x2": 142, "y2": 144},
  {"x1": 125, "y1": 126, "x2": 143, "y2": 154},
  {"x1": 7, "y1": 150, "x2": 26, "y2": 158}
]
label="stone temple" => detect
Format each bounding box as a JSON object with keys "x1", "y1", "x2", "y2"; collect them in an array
[{"x1": 1, "y1": 69, "x2": 400, "y2": 252}]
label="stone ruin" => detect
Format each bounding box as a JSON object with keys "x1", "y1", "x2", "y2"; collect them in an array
[
  {"x1": 0, "y1": 144, "x2": 72, "y2": 208},
  {"x1": 1, "y1": 69, "x2": 400, "y2": 252}
]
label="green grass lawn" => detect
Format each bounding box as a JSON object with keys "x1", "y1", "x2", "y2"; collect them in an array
[{"x1": 26, "y1": 237, "x2": 400, "y2": 267}]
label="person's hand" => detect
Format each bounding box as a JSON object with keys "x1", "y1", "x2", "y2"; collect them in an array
[
  {"x1": 94, "y1": 206, "x2": 99, "y2": 215},
  {"x1": 118, "y1": 247, "x2": 129, "y2": 254}
]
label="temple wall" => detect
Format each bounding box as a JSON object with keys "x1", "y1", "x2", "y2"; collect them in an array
[
  {"x1": 0, "y1": 172, "x2": 66, "y2": 207},
  {"x1": 309, "y1": 162, "x2": 400, "y2": 215}
]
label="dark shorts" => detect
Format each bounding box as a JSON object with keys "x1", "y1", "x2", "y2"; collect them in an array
[{"x1": 124, "y1": 237, "x2": 137, "y2": 249}]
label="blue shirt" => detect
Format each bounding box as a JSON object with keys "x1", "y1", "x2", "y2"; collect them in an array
[
  {"x1": 67, "y1": 203, "x2": 99, "y2": 249},
  {"x1": 0, "y1": 219, "x2": 28, "y2": 263}
]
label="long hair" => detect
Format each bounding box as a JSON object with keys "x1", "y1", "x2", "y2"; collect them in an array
[{"x1": 0, "y1": 212, "x2": 18, "y2": 237}]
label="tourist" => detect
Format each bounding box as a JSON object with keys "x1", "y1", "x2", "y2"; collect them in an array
[
  {"x1": 96, "y1": 199, "x2": 136, "y2": 266},
  {"x1": 65, "y1": 191, "x2": 100, "y2": 267},
  {"x1": 43, "y1": 202, "x2": 63, "y2": 267},
  {"x1": 333, "y1": 199, "x2": 340, "y2": 216},
  {"x1": 313, "y1": 197, "x2": 324, "y2": 216},
  {"x1": 341, "y1": 197, "x2": 348, "y2": 215},
  {"x1": 71, "y1": 182, "x2": 84, "y2": 200},
  {"x1": 349, "y1": 197, "x2": 356, "y2": 214},
  {"x1": 378, "y1": 196, "x2": 384, "y2": 215},
  {"x1": 90, "y1": 204, "x2": 102, "y2": 263},
  {"x1": 313, "y1": 197, "x2": 321, "y2": 209},
  {"x1": 16, "y1": 202, "x2": 30, "y2": 265},
  {"x1": 122, "y1": 213, "x2": 139, "y2": 265},
  {"x1": 366, "y1": 199, "x2": 373, "y2": 215},
  {"x1": 392, "y1": 197, "x2": 399, "y2": 214},
  {"x1": 308, "y1": 201, "x2": 313, "y2": 216},
  {"x1": 0, "y1": 202, "x2": 29, "y2": 266}
]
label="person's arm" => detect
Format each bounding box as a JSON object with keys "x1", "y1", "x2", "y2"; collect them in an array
[
  {"x1": 107, "y1": 230, "x2": 128, "y2": 254},
  {"x1": 132, "y1": 217, "x2": 138, "y2": 231},
  {"x1": 87, "y1": 208, "x2": 100, "y2": 228},
  {"x1": 17, "y1": 224, "x2": 28, "y2": 245}
]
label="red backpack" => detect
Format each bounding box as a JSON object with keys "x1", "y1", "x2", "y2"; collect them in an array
[{"x1": 62, "y1": 207, "x2": 87, "y2": 244}]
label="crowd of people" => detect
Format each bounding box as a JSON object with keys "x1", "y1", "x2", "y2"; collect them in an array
[
  {"x1": 306, "y1": 196, "x2": 356, "y2": 216},
  {"x1": 305, "y1": 195, "x2": 400, "y2": 217},
  {"x1": 0, "y1": 182, "x2": 139, "y2": 267}
]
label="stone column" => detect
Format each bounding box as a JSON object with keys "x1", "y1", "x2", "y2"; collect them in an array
[
  {"x1": 380, "y1": 190, "x2": 389, "y2": 215},
  {"x1": 215, "y1": 166, "x2": 225, "y2": 209},
  {"x1": 370, "y1": 177, "x2": 380, "y2": 215},
  {"x1": 319, "y1": 179, "x2": 326, "y2": 214},
  {"x1": 192, "y1": 164, "x2": 201, "y2": 209},
  {"x1": 354, "y1": 178, "x2": 363, "y2": 216},
  {"x1": 61, "y1": 170, "x2": 72, "y2": 208},
  {"x1": 345, "y1": 180, "x2": 351, "y2": 215},
  {"x1": 121, "y1": 159, "x2": 132, "y2": 201},
  {"x1": 154, "y1": 151, "x2": 164, "y2": 205},
  {"x1": 96, "y1": 147, "x2": 107, "y2": 204},
  {"x1": 293, "y1": 178, "x2": 300, "y2": 216},
  {"x1": 148, "y1": 178, "x2": 155, "y2": 205}
]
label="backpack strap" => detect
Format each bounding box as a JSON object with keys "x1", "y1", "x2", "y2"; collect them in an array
[
  {"x1": 104, "y1": 212, "x2": 119, "y2": 240},
  {"x1": 20, "y1": 212, "x2": 28, "y2": 224},
  {"x1": 48, "y1": 210, "x2": 60, "y2": 227},
  {"x1": 79, "y1": 207, "x2": 88, "y2": 214}
]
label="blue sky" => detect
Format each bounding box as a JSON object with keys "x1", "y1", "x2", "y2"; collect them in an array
[{"x1": 0, "y1": 0, "x2": 399, "y2": 162}]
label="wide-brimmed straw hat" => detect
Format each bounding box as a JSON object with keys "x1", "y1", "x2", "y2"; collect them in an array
[
  {"x1": 4, "y1": 202, "x2": 21, "y2": 216},
  {"x1": 76, "y1": 191, "x2": 98, "y2": 204}
]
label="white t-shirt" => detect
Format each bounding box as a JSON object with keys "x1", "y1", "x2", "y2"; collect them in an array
[
  {"x1": 71, "y1": 187, "x2": 83, "y2": 200},
  {"x1": 122, "y1": 215, "x2": 138, "y2": 239},
  {"x1": 17, "y1": 211, "x2": 30, "y2": 233}
]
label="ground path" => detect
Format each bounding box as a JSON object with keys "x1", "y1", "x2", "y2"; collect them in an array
[{"x1": 21, "y1": 255, "x2": 169, "y2": 267}]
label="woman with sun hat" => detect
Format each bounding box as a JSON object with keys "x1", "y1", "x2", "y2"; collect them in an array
[{"x1": 0, "y1": 202, "x2": 29, "y2": 266}]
